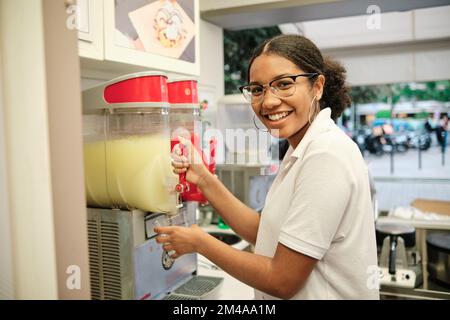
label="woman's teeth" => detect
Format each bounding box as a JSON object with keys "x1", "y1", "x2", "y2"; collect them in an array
[{"x1": 267, "y1": 111, "x2": 291, "y2": 121}]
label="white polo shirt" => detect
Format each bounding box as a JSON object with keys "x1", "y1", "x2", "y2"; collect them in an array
[{"x1": 254, "y1": 108, "x2": 379, "y2": 300}]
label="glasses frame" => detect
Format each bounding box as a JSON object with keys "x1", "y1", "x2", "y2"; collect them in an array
[{"x1": 239, "y1": 73, "x2": 319, "y2": 104}]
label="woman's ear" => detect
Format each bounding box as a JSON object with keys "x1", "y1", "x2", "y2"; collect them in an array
[{"x1": 314, "y1": 75, "x2": 325, "y2": 101}]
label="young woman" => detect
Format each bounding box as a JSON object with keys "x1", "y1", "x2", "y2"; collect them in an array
[{"x1": 155, "y1": 35, "x2": 379, "y2": 300}]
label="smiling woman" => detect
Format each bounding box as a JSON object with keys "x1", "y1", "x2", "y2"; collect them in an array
[
  {"x1": 245, "y1": 35, "x2": 351, "y2": 147},
  {"x1": 156, "y1": 34, "x2": 379, "y2": 300}
]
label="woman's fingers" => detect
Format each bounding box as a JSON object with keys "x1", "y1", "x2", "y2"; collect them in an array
[
  {"x1": 161, "y1": 242, "x2": 181, "y2": 259},
  {"x1": 171, "y1": 150, "x2": 190, "y2": 168},
  {"x1": 172, "y1": 158, "x2": 190, "y2": 168},
  {"x1": 173, "y1": 137, "x2": 196, "y2": 164},
  {"x1": 163, "y1": 244, "x2": 174, "y2": 251},
  {"x1": 171, "y1": 153, "x2": 190, "y2": 177},
  {"x1": 171, "y1": 152, "x2": 186, "y2": 163},
  {"x1": 173, "y1": 168, "x2": 187, "y2": 174},
  {"x1": 171, "y1": 160, "x2": 185, "y2": 169},
  {"x1": 155, "y1": 236, "x2": 170, "y2": 244},
  {"x1": 154, "y1": 227, "x2": 169, "y2": 234}
]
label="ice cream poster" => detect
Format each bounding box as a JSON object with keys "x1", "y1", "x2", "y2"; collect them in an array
[{"x1": 115, "y1": 0, "x2": 195, "y2": 62}]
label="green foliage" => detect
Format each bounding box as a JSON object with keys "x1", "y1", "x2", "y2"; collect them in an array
[
  {"x1": 350, "y1": 80, "x2": 450, "y2": 105},
  {"x1": 224, "y1": 27, "x2": 281, "y2": 94},
  {"x1": 414, "y1": 111, "x2": 430, "y2": 119},
  {"x1": 350, "y1": 85, "x2": 385, "y2": 104},
  {"x1": 376, "y1": 110, "x2": 392, "y2": 119}
]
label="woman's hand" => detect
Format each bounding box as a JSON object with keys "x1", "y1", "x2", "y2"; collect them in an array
[
  {"x1": 171, "y1": 136, "x2": 212, "y2": 188},
  {"x1": 154, "y1": 224, "x2": 206, "y2": 259}
]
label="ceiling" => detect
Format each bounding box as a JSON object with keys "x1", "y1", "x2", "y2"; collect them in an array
[{"x1": 201, "y1": 0, "x2": 450, "y2": 30}]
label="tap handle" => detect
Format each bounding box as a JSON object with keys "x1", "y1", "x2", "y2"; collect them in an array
[
  {"x1": 209, "y1": 138, "x2": 217, "y2": 174},
  {"x1": 175, "y1": 142, "x2": 189, "y2": 193}
]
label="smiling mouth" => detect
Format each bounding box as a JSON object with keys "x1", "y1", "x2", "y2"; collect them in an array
[{"x1": 263, "y1": 111, "x2": 293, "y2": 122}]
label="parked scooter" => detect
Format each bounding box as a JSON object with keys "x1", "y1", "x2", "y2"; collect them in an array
[
  {"x1": 391, "y1": 132, "x2": 409, "y2": 153},
  {"x1": 408, "y1": 131, "x2": 431, "y2": 151},
  {"x1": 365, "y1": 133, "x2": 395, "y2": 156},
  {"x1": 365, "y1": 125, "x2": 396, "y2": 156}
]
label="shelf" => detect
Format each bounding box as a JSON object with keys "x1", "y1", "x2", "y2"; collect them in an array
[{"x1": 381, "y1": 277, "x2": 450, "y2": 300}]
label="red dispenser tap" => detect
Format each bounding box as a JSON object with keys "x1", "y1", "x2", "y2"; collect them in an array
[
  {"x1": 173, "y1": 141, "x2": 189, "y2": 193},
  {"x1": 171, "y1": 137, "x2": 217, "y2": 205}
]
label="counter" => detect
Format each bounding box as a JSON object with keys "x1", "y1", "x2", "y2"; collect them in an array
[
  {"x1": 197, "y1": 254, "x2": 255, "y2": 300},
  {"x1": 197, "y1": 224, "x2": 255, "y2": 300}
]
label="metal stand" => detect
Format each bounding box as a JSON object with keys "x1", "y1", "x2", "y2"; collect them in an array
[
  {"x1": 390, "y1": 148, "x2": 394, "y2": 175},
  {"x1": 442, "y1": 148, "x2": 446, "y2": 166},
  {"x1": 418, "y1": 147, "x2": 422, "y2": 170}
]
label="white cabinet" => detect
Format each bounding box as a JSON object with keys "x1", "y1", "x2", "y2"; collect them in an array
[
  {"x1": 103, "y1": 0, "x2": 200, "y2": 75},
  {"x1": 77, "y1": 0, "x2": 104, "y2": 60},
  {"x1": 77, "y1": 0, "x2": 200, "y2": 76}
]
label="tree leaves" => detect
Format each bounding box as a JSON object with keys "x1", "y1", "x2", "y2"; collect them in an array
[{"x1": 224, "y1": 27, "x2": 281, "y2": 94}]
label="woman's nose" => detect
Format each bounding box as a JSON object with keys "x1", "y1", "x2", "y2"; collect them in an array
[{"x1": 261, "y1": 88, "x2": 282, "y2": 110}]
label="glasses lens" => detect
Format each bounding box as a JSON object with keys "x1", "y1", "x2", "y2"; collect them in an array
[
  {"x1": 242, "y1": 85, "x2": 264, "y2": 103},
  {"x1": 271, "y1": 78, "x2": 296, "y2": 98}
]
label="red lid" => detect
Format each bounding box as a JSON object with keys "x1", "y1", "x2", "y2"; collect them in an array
[
  {"x1": 104, "y1": 73, "x2": 169, "y2": 104},
  {"x1": 168, "y1": 79, "x2": 198, "y2": 105}
]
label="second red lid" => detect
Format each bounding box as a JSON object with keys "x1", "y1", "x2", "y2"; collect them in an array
[{"x1": 168, "y1": 79, "x2": 198, "y2": 105}]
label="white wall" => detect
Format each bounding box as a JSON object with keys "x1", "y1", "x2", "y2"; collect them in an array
[
  {"x1": 42, "y1": 0, "x2": 91, "y2": 299},
  {"x1": 326, "y1": 40, "x2": 450, "y2": 86},
  {"x1": 0, "y1": 0, "x2": 92, "y2": 299},
  {"x1": 298, "y1": 11, "x2": 415, "y2": 49},
  {"x1": 0, "y1": 0, "x2": 58, "y2": 299},
  {"x1": 198, "y1": 19, "x2": 224, "y2": 131},
  {"x1": 199, "y1": 19, "x2": 224, "y2": 96},
  {"x1": 0, "y1": 27, "x2": 14, "y2": 300}
]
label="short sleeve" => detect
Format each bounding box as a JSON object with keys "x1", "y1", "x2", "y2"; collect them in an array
[{"x1": 279, "y1": 151, "x2": 354, "y2": 260}]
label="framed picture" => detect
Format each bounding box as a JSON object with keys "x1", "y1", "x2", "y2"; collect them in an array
[{"x1": 105, "y1": 0, "x2": 200, "y2": 75}]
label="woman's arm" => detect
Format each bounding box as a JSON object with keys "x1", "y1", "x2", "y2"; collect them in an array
[
  {"x1": 198, "y1": 171, "x2": 260, "y2": 245},
  {"x1": 155, "y1": 225, "x2": 317, "y2": 299},
  {"x1": 172, "y1": 138, "x2": 260, "y2": 245}
]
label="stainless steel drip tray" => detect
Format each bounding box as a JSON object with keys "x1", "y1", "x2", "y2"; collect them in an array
[{"x1": 163, "y1": 275, "x2": 224, "y2": 300}]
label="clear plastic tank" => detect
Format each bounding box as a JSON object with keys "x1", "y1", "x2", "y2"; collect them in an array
[
  {"x1": 168, "y1": 78, "x2": 214, "y2": 203},
  {"x1": 168, "y1": 78, "x2": 202, "y2": 145},
  {"x1": 82, "y1": 72, "x2": 178, "y2": 214}
]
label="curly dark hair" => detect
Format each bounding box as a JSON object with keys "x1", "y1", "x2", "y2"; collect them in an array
[{"x1": 247, "y1": 34, "x2": 351, "y2": 121}]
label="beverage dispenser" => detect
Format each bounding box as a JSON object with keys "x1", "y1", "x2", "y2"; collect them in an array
[
  {"x1": 83, "y1": 71, "x2": 177, "y2": 214},
  {"x1": 168, "y1": 78, "x2": 216, "y2": 204},
  {"x1": 82, "y1": 72, "x2": 222, "y2": 300}
]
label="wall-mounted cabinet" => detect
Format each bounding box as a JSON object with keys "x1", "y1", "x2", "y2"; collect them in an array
[
  {"x1": 77, "y1": 0, "x2": 104, "y2": 60},
  {"x1": 78, "y1": 0, "x2": 200, "y2": 76}
]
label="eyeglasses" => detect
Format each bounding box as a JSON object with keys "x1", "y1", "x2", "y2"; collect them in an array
[{"x1": 239, "y1": 73, "x2": 318, "y2": 104}]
